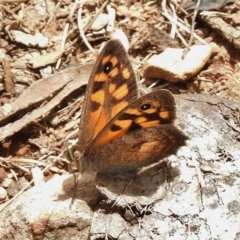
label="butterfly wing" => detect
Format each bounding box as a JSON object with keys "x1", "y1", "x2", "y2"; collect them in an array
[
  {"x1": 85, "y1": 125, "x2": 187, "y2": 172},
  {"x1": 82, "y1": 90, "x2": 187, "y2": 172},
  {"x1": 88, "y1": 89, "x2": 180, "y2": 151},
  {"x1": 78, "y1": 39, "x2": 138, "y2": 149}
]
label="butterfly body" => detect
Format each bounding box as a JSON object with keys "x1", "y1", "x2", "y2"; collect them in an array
[{"x1": 71, "y1": 39, "x2": 187, "y2": 176}]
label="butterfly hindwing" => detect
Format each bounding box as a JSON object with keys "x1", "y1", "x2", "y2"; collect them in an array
[
  {"x1": 83, "y1": 113, "x2": 187, "y2": 172},
  {"x1": 89, "y1": 89, "x2": 177, "y2": 150}
]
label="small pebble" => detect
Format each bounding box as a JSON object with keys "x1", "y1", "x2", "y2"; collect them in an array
[
  {"x1": 2, "y1": 178, "x2": 13, "y2": 188},
  {"x1": 143, "y1": 45, "x2": 212, "y2": 83},
  {"x1": 116, "y1": 6, "x2": 130, "y2": 17},
  {"x1": 31, "y1": 167, "x2": 44, "y2": 186},
  {"x1": 40, "y1": 147, "x2": 48, "y2": 155},
  {"x1": 0, "y1": 187, "x2": 7, "y2": 200},
  {"x1": 91, "y1": 13, "x2": 109, "y2": 31}
]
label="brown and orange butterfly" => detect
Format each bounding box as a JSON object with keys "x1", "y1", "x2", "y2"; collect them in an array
[{"x1": 71, "y1": 39, "x2": 187, "y2": 176}]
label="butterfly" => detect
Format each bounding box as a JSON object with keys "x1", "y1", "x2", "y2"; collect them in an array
[{"x1": 70, "y1": 39, "x2": 187, "y2": 177}]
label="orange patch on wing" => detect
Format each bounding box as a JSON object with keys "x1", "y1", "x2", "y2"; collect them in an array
[
  {"x1": 109, "y1": 67, "x2": 119, "y2": 78},
  {"x1": 122, "y1": 68, "x2": 130, "y2": 80},
  {"x1": 90, "y1": 90, "x2": 105, "y2": 136},
  {"x1": 134, "y1": 116, "x2": 148, "y2": 124},
  {"x1": 114, "y1": 119, "x2": 132, "y2": 131},
  {"x1": 111, "y1": 56, "x2": 118, "y2": 66},
  {"x1": 93, "y1": 119, "x2": 132, "y2": 148},
  {"x1": 95, "y1": 72, "x2": 109, "y2": 82},
  {"x1": 159, "y1": 111, "x2": 171, "y2": 119},
  {"x1": 111, "y1": 101, "x2": 128, "y2": 118},
  {"x1": 112, "y1": 84, "x2": 129, "y2": 100},
  {"x1": 94, "y1": 114, "x2": 107, "y2": 138},
  {"x1": 125, "y1": 108, "x2": 141, "y2": 116},
  {"x1": 102, "y1": 55, "x2": 118, "y2": 67},
  {"x1": 109, "y1": 83, "x2": 117, "y2": 94},
  {"x1": 140, "y1": 120, "x2": 160, "y2": 128},
  {"x1": 91, "y1": 89, "x2": 105, "y2": 104},
  {"x1": 102, "y1": 55, "x2": 111, "y2": 65},
  {"x1": 142, "y1": 108, "x2": 157, "y2": 114}
]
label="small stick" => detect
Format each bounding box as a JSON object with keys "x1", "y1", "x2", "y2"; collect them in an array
[
  {"x1": 106, "y1": 4, "x2": 115, "y2": 32},
  {"x1": 2, "y1": 58, "x2": 16, "y2": 94},
  {"x1": 43, "y1": 1, "x2": 61, "y2": 33},
  {"x1": 77, "y1": 0, "x2": 94, "y2": 53},
  {"x1": 83, "y1": 0, "x2": 109, "y2": 33}
]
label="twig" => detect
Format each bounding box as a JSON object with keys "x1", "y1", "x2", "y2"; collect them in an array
[
  {"x1": 170, "y1": 0, "x2": 189, "y2": 16},
  {"x1": 106, "y1": 4, "x2": 115, "y2": 32},
  {"x1": 43, "y1": 1, "x2": 61, "y2": 33},
  {"x1": 2, "y1": 58, "x2": 16, "y2": 94},
  {"x1": 161, "y1": 0, "x2": 188, "y2": 47},
  {"x1": 83, "y1": 0, "x2": 109, "y2": 33},
  {"x1": 56, "y1": 23, "x2": 69, "y2": 69},
  {"x1": 162, "y1": 0, "x2": 207, "y2": 45},
  {"x1": 169, "y1": 2, "x2": 177, "y2": 38},
  {"x1": 77, "y1": 0, "x2": 94, "y2": 53},
  {"x1": 188, "y1": 0, "x2": 201, "y2": 48},
  {"x1": 77, "y1": 0, "x2": 109, "y2": 52},
  {"x1": 56, "y1": 0, "x2": 79, "y2": 69}
]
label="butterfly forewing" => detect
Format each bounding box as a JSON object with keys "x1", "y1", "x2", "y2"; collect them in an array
[{"x1": 78, "y1": 39, "x2": 139, "y2": 149}]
